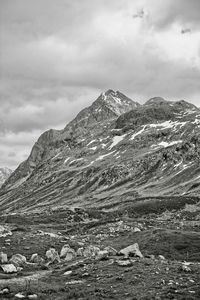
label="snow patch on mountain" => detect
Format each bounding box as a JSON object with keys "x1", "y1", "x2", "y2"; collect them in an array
[
  {"x1": 64, "y1": 157, "x2": 70, "y2": 164},
  {"x1": 149, "y1": 121, "x2": 187, "y2": 129},
  {"x1": 95, "y1": 151, "x2": 115, "y2": 161},
  {"x1": 87, "y1": 140, "x2": 96, "y2": 146},
  {"x1": 109, "y1": 134, "x2": 127, "y2": 149},
  {"x1": 130, "y1": 126, "x2": 146, "y2": 140},
  {"x1": 158, "y1": 141, "x2": 182, "y2": 147},
  {"x1": 89, "y1": 146, "x2": 97, "y2": 151},
  {"x1": 69, "y1": 158, "x2": 84, "y2": 166}
]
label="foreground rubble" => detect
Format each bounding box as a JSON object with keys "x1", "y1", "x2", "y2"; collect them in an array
[{"x1": 0, "y1": 204, "x2": 200, "y2": 299}]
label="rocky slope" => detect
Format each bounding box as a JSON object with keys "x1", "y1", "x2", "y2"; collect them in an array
[
  {"x1": 0, "y1": 90, "x2": 199, "y2": 213},
  {"x1": 0, "y1": 167, "x2": 12, "y2": 187}
]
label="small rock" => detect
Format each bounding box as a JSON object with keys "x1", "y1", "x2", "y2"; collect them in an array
[
  {"x1": 65, "y1": 280, "x2": 85, "y2": 285},
  {"x1": 28, "y1": 294, "x2": 38, "y2": 299},
  {"x1": 0, "y1": 263, "x2": 17, "y2": 273},
  {"x1": 119, "y1": 243, "x2": 143, "y2": 258},
  {"x1": 116, "y1": 260, "x2": 133, "y2": 267},
  {"x1": 63, "y1": 270, "x2": 72, "y2": 276},
  {"x1": 0, "y1": 251, "x2": 8, "y2": 263},
  {"x1": 181, "y1": 264, "x2": 191, "y2": 272},
  {"x1": 82, "y1": 272, "x2": 90, "y2": 277},
  {"x1": 14, "y1": 292, "x2": 26, "y2": 299},
  {"x1": 0, "y1": 288, "x2": 9, "y2": 295},
  {"x1": 158, "y1": 255, "x2": 165, "y2": 260},
  {"x1": 133, "y1": 227, "x2": 141, "y2": 233},
  {"x1": 24, "y1": 246, "x2": 30, "y2": 250},
  {"x1": 10, "y1": 254, "x2": 27, "y2": 267}
]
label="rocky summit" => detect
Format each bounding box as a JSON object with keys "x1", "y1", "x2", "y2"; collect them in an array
[
  {"x1": 0, "y1": 90, "x2": 200, "y2": 213},
  {"x1": 0, "y1": 90, "x2": 200, "y2": 300}
]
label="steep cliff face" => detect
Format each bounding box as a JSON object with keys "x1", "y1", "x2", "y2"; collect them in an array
[{"x1": 0, "y1": 91, "x2": 199, "y2": 213}]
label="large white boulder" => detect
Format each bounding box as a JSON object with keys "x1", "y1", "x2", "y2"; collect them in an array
[
  {"x1": 0, "y1": 263, "x2": 17, "y2": 273},
  {"x1": 60, "y1": 244, "x2": 76, "y2": 261},
  {"x1": 10, "y1": 254, "x2": 27, "y2": 267},
  {"x1": 119, "y1": 243, "x2": 143, "y2": 258}
]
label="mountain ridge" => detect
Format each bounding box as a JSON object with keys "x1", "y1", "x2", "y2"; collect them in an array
[{"x1": 0, "y1": 90, "x2": 199, "y2": 213}]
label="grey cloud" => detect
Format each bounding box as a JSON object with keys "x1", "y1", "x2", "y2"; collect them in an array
[
  {"x1": 8, "y1": 152, "x2": 16, "y2": 157},
  {"x1": 144, "y1": 0, "x2": 200, "y2": 29},
  {"x1": 0, "y1": 0, "x2": 200, "y2": 168},
  {"x1": 0, "y1": 84, "x2": 99, "y2": 133}
]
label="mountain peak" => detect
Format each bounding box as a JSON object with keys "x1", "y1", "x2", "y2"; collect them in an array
[
  {"x1": 95, "y1": 90, "x2": 140, "y2": 116},
  {"x1": 104, "y1": 89, "x2": 115, "y2": 96},
  {"x1": 144, "y1": 97, "x2": 167, "y2": 106}
]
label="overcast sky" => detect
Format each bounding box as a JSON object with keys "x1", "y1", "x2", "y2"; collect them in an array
[{"x1": 0, "y1": 0, "x2": 200, "y2": 169}]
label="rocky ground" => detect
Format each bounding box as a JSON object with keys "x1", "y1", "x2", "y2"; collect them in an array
[{"x1": 0, "y1": 197, "x2": 200, "y2": 299}]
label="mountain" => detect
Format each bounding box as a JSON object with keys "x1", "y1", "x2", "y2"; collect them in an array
[
  {"x1": 0, "y1": 167, "x2": 12, "y2": 187},
  {"x1": 0, "y1": 91, "x2": 200, "y2": 214}
]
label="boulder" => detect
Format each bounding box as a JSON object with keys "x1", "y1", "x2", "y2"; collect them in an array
[
  {"x1": 30, "y1": 253, "x2": 44, "y2": 264},
  {"x1": 0, "y1": 251, "x2": 8, "y2": 263},
  {"x1": 65, "y1": 252, "x2": 75, "y2": 261},
  {"x1": 83, "y1": 245, "x2": 100, "y2": 258},
  {"x1": 60, "y1": 244, "x2": 76, "y2": 261},
  {"x1": 119, "y1": 243, "x2": 143, "y2": 258},
  {"x1": 104, "y1": 246, "x2": 117, "y2": 255},
  {"x1": 46, "y1": 248, "x2": 60, "y2": 263},
  {"x1": 77, "y1": 247, "x2": 84, "y2": 256},
  {"x1": 0, "y1": 263, "x2": 17, "y2": 273},
  {"x1": 10, "y1": 254, "x2": 27, "y2": 267},
  {"x1": 133, "y1": 227, "x2": 141, "y2": 233},
  {"x1": 96, "y1": 250, "x2": 109, "y2": 260}
]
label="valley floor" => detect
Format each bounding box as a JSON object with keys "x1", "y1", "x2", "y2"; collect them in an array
[{"x1": 0, "y1": 196, "x2": 200, "y2": 299}]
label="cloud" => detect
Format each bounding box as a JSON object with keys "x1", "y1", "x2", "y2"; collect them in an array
[
  {"x1": 137, "y1": 0, "x2": 200, "y2": 30},
  {"x1": 0, "y1": 0, "x2": 200, "y2": 168}
]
